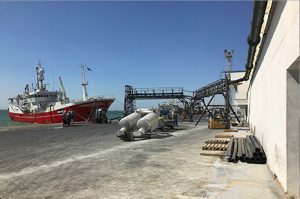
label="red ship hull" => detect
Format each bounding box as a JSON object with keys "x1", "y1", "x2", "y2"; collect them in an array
[{"x1": 8, "y1": 99, "x2": 114, "y2": 124}]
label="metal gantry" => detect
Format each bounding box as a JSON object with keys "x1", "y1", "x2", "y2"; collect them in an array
[
  {"x1": 194, "y1": 79, "x2": 226, "y2": 100},
  {"x1": 124, "y1": 85, "x2": 188, "y2": 116},
  {"x1": 193, "y1": 77, "x2": 240, "y2": 127},
  {"x1": 124, "y1": 85, "x2": 136, "y2": 116}
]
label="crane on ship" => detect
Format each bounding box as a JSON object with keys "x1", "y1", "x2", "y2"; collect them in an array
[{"x1": 59, "y1": 76, "x2": 69, "y2": 102}]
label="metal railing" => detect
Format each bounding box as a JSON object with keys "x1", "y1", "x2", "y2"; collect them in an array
[
  {"x1": 124, "y1": 85, "x2": 187, "y2": 115},
  {"x1": 132, "y1": 87, "x2": 184, "y2": 95},
  {"x1": 70, "y1": 95, "x2": 115, "y2": 103},
  {"x1": 194, "y1": 79, "x2": 226, "y2": 100}
]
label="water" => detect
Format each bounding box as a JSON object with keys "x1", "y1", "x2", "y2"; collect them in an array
[
  {"x1": 0, "y1": 109, "x2": 123, "y2": 128},
  {"x1": 0, "y1": 109, "x2": 33, "y2": 128},
  {"x1": 106, "y1": 110, "x2": 124, "y2": 120}
]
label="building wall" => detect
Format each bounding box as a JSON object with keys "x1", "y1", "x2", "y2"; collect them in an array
[
  {"x1": 231, "y1": 72, "x2": 248, "y2": 103},
  {"x1": 286, "y1": 59, "x2": 300, "y2": 198},
  {"x1": 231, "y1": 72, "x2": 248, "y2": 121},
  {"x1": 248, "y1": 0, "x2": 299, "y2": 195}
]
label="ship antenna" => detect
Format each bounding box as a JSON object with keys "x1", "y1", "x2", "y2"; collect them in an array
[
  {"x1": 35, "y1": 61, "x2": 40, "y2": 90},
  {"x1": 81, "y1": 64, "x2": 88, "y2": 101}
]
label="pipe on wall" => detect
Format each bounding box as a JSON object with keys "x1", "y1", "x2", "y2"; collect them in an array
[{"x1": 231, "y1": 1, "x2": 268, "y2": 84}]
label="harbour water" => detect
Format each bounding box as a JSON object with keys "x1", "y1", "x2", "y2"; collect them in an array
[{"x1": 0, "y1": 109, "x2": 123, "y2": 128}]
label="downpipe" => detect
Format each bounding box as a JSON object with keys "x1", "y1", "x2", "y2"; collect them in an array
[{"x1": 230, "y1": 1, "x2": 268, "y2": 84}]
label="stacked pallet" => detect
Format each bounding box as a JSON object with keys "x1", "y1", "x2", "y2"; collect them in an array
[
  {"x1": 223, "y1": 129, "x2": 238, "y2": 132},
  {"x1": 226, "y1": 135, "x2": 267, "y2": 164},
  {"x1": 215, "y1": 133, "x2": 234, "y2": 138},
  {"x1": 205, "y1": 138, "x2": 230, "y2": 144},
  {"x1": 202, "y1": 138, "x2": 230, "y2": 151},
  {"x1": 202, "y1": 143, "x2": 227, "y2": 151}
]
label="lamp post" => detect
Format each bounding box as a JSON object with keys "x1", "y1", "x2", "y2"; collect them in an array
[{"x1": 224, "y1": 49, "x2": 234, "y2": 129}]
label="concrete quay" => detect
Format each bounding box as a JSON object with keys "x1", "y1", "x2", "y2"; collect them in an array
[{"x1": 0, "y1": 122, "x2": 284, "y2": 199}]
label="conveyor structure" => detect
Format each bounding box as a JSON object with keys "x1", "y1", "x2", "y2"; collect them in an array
[
  {"x1": 124, "y1": 85, "x2": 188, "y2": 116},
  {"x1": 193, "y1": 77, "x2": 240, "y2": 127},
  {"x1": 194, "y1": 79, "x2": 226, "y2": 100}
]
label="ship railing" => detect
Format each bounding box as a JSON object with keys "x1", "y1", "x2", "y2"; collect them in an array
[
  {"x1": 8, "y1": 101, "x2": 18, "y2": 105},
  {"x1": 89, "y1": 95, "x2": 115, "y2": 100},
  {"x1": 70, "y1": 95, "x2": 115, "y2": 103},
  {"x1": 69, "y1": 98, "x2": 82, "y2": 103},
  {"x1": 8, "y1": 102, "x2": 25, "y2": 110},
  {"x1": 8, "y1": 100, "x2": 25, "y2": 107}
]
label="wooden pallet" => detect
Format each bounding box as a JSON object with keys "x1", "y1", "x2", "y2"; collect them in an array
[
  {"x1": 223, "y1": 129, "x2": 238, "y2": 132},
  {"x1": 204, "y1": 138, "x2": 230, "y2": 144},
  {"x1": 200, "y1": 151, "x2": 226, "y2": 157},
  {"x1": 215, "y1": 133, "x2": 234, "y2": 138},
  {"x1": 202, "y1": 143, "x2": 228, "y2": 151}
]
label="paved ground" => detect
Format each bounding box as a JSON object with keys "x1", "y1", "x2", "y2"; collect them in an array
[{"x1": 0, "y1": 122, "x2": 284, "y2": 199}]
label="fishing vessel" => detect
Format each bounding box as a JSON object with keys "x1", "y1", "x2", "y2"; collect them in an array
[{"x1": 8, "y1": 62, "x2": 114, "y2": 124}]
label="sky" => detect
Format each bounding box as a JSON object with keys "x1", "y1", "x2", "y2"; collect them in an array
[{"x1": 0, "y1": 1, "x2": 253, "y2": 110}]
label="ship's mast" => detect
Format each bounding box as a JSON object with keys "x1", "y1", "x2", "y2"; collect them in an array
[
  {"x1": 36, "y1": 63, "x2": 40, "y2": 90},
  {"x1": 81, "y1": 64, "x2": 88, "y2": 101},
  {"x1": 35, "y1": 61, "x2": 45, "y2": 91}
]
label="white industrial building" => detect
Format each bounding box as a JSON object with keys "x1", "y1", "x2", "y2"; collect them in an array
[
  {"x1": 240, "y1": 1, "x2": 299, "y2": 198},
  {"x1": 231, "y1": 72, "x2": 249, "y2": 122}
]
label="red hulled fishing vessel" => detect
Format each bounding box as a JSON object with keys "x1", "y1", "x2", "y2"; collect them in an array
[{"x1": 8, "y1": 62, "x2": 114, "y2": 124}]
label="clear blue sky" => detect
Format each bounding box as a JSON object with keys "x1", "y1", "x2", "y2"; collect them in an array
[{"x1": 0, "y1": 1, "x2": 253, "y2": 110}]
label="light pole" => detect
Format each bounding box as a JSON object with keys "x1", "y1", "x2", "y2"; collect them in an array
[
  {"x1": 224, "y1": 49, "x2": 234, "y2": 74},
  {"x1": 224, "y1": 49, "x2": 234, "y2": 129}
]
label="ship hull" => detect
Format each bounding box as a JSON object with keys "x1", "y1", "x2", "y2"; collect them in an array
[{"x1": 8, "y1": 99, "x2": 114, "y2": 124}]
